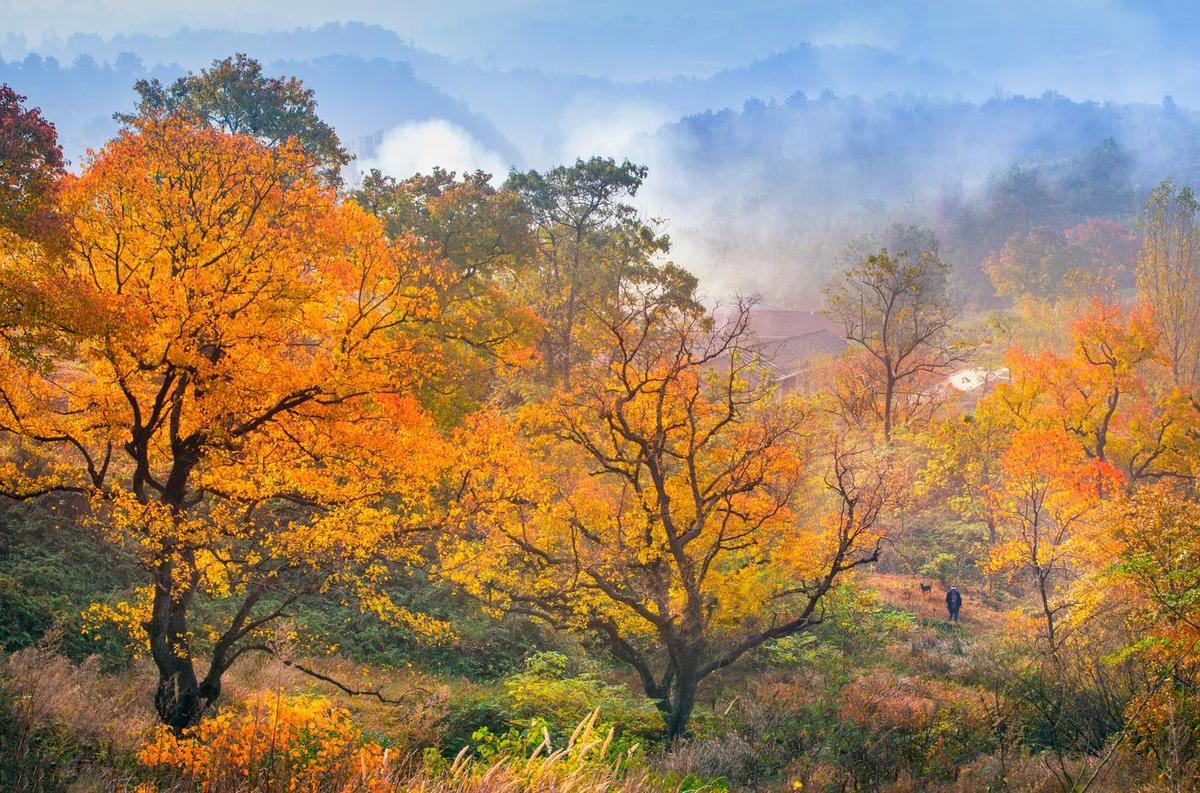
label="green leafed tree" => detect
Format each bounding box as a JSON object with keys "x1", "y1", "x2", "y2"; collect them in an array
[
  {"x1": 116, "y1": 53, "x2": 350, "y2": 186},
  {"x1": 351, "y1": 166, "x2": 540, "y2": 412},
  {"x1": 505, "y1": 157, "x2": 698, "y2": 387}
]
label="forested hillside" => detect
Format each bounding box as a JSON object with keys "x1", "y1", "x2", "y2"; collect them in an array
[
  {"x1": 6, "y1": 23, "x2": 1199, "y2": 305},
  {"x1": 5, "y1": 42, "x2": 1200, "y2": 793}
]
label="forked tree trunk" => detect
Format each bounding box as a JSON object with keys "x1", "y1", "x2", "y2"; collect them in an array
[{"x1": 153, "y1": 659, "x2": 219, "y2": 734}]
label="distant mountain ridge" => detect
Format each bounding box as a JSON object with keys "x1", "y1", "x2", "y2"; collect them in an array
[
  {"x1": 0, "y1": 42, "x2": 517, "y2": 167},
  {"x1": 1, "y1": 22, "x2": 996, "y2": 165},
  {"x1": 5, "y1": 21, "x2": 1200, "y2": 303}
]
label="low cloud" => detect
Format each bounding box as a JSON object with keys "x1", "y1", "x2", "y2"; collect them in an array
[
  {"x1": 558, "y1": 99, "x2": 672, "y2": 161},
  {"x1": 359, "y1": 119, "x2": 509, "y2": 179}
]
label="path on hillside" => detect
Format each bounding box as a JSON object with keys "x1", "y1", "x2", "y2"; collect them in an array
[{"x1": 864, "y1": 572, "x2": 1012, "y2": 635}]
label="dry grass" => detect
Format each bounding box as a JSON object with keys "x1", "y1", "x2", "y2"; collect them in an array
[
  {"x1": 2, "y1": 644, "x2": 157, "y2": 752},
  {"x1": 0, "y1": 647, "x2": 682, "y2": 793},
  {"x1": 217, "y1": 650, "x2": 453, "y2": 749},
  {"x1": 1, "y1": 644, "x2": 158, "y2": 791}
]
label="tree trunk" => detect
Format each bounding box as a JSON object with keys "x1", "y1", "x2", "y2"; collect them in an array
[
  {"x1": 664, "y1": 669, "x2": 699, "y2": 740},
  {"x1": 153, "y1": 661, "x2": 219, "y2": 734},
  {"x1": 146, "y1": 560, "x2": 219, "y2": 732},
  {"x1": 883, "y1": 371, "x2": 895, "y2": 440}
]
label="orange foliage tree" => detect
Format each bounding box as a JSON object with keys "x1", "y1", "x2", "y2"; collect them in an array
[
  {"x1": 928, "y1": 302, "x2": 1172, "y2": 624},
  {"x1": 983, "y1": 427, "x2": 1118, "y2": 650},
  {"x1": 0, "y1": 118, "x2": 453, "y2": 730},
  {"x1": 442, "y1": 296, "x2": 891, "y2": 738},
  {"x1": 999, "y1": 301, "x2": 1187, "y2": 487},
  {"x1": 1044, "y1": 302, "x2": 1169, "y2": 479}
]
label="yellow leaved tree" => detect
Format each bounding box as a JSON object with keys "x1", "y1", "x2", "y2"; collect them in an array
[
  {"x1": 442, "y1": 293, "x2": 892, "y2": 738},
  {"x1": 0, "y1": 117, "x2": 453, "y2": 730}
]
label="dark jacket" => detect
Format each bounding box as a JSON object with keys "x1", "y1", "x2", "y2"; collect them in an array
[{"x1": 946, "y1": 589, "x2": 962, "y2": 610}]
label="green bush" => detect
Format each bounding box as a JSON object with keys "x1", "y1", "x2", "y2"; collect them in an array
[
  {"x1": 503, "y1": 652, "x2": 663, "y2": 744},
  {"x1": 438, "y1": 692, "x2": 513, "y2": 756},
  {"x1": 438, "y1": 651, "x2": 664, "y2": 758},
  {"x1": 920, "y1": 552, "x2": 962, "y2": 586}
]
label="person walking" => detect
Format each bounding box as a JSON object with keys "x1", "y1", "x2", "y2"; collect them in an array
[{"x1": 946, "y1": 586, "x2": 962, "y2": 623}]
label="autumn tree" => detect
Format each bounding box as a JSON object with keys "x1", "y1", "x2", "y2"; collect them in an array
[
  {"x1": 1002, "y1": 301, "x2": 1186, "y2": 487},
  {"x1": 505, "y1": 157, "x2": 698, "y2": 387},
  {"x1": 1055, "y1": 303, "x2": 1163, "y2": 476},
  {"x1": 0, "y1": 85, "x2": 65, "y2": 241},
  {"x1": 443, "y1": 295, "x2": 890, "y2": 738},
  {"x1": 943, "y1": 335, "x2": 1156, "y2": 785},
  {"x1": 921, "y1": 405, "x2": 1013, "y2": 549},
  {"x1": 984, "y1": 227, "x2": 1077, "y2": 300},
  {"x1": 118, "y1": 54, "x2": 350, "y2": 186},
  {"x1": 0, "y1": 118, "x2": 450, "y2": 731},
  {"x1": 1138, "y1": 180, "x2": 1200, "y2": 388},
  {"x1": 984, "y1": 428, "x2": 1116, "y2": 650},
  {"x1": 922, "y1": 302, "x2": 1172, "y2": 585},
  {"x1": 1064, "y1": 218, "x2": 1139, "y2": 291},
  {"x1": 825, "y1": 248, "x2": 968, "y2": 439},
  {"x1": 986, "y1": 222, "x2": 1140, "y2": 303}
]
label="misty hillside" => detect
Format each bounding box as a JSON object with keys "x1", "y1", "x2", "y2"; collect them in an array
[
  {"x1": 0, "y1": 40, "x2": 514, "y2": 165},
  {"x1": 634, "y1": 91, "x2": 1200, "y2": 298},
  {"x1": 2, "y1": 23, "x2": 989, "y2": 162},
  {"x1": 5, "y1": 21, "x2": 1199, "y2": 301}
]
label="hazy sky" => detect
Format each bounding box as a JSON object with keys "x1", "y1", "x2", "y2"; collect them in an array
[{"x1": 5, "y1": 0, "x2": 1199, "y2": 93}]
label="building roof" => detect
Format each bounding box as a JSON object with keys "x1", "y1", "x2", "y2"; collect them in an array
[
  {"x1": 713, "y1": 307, "x2": 848, "y2": 388},
  {"x1": 745, "y1": 308, "x2": 842, "y2": 339}
]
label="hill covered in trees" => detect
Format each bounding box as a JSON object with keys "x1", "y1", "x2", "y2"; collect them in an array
[{"x1": 5, "y1": 41, "x2": 1200, "y2": 793}]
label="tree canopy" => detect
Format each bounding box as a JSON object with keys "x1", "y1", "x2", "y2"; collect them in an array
[
  {"x1": 0, "y1": 116, "x2": 450, "y2": 729},
  {"x1": 117, "y1": 54, "x2": 350, "y2": 186}
]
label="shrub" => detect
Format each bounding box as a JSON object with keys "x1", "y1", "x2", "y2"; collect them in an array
[
  {"x1": 920, "y1": 553, "x2": 962, "y2": 586},
  {"x1": 293, "y1": 574, "x2": 554, "y2": 680},
  {"x1": 0, "y1": 508, "x2": 141, "y2": 666},
  {"x1": 139, "y1": 695, "x2": 675, "y2": 793},
  {"x1": 438, "y1": 692, "x2": 513, "y2": 757},
  {"x1": 138, "y1": 692, "x2": 393, "y2": 792},
  {"x1": 502, "y1": 653, "x2": 663, "y2": 745}
]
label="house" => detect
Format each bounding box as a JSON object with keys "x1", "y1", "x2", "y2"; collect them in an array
[
  {"x1": 715, "y1": 306, "x2": 847, "y2": 394},
  {"x1": 947, "y1": 367, "x2": 1010, "y2": 394}
]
